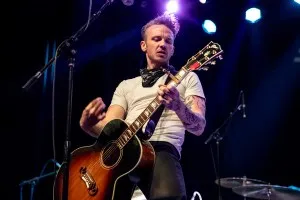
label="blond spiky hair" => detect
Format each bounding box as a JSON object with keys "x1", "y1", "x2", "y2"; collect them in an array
[{"x1": 141, "y1": 13, "x2": 180, "y2": 40}]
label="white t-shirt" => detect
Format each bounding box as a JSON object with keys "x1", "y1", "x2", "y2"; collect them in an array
[{"x1": 110, "y1": 72, "x2": 205, "y2": 156}]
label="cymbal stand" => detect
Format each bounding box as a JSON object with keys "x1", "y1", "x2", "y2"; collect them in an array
[
  {"x1": 204, "y1": 91, "x2": 244, "y2": 200},
  {"x1": 267, "y1": 187, "x2": 271, "y2": 200},
  {"x1": 242, "y1": 176, "x2": 247, "y2": 200}
]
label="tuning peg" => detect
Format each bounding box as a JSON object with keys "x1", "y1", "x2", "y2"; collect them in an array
[
  {"x1": 201, "y1": 67, "x2": 209, "y2": 71},
  {"x1": 210, "y1": 61, "x2": 216, "y2": 65},
  {"x1": 218, "y1": 55, "x2": 223, "y2": 60}
]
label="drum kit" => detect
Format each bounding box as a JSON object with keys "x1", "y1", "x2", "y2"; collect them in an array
[{"x1": 215, "y1": 176, "x2": 300, "y2": 200}]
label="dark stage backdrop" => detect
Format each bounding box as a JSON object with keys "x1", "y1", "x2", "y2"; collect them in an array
[{"x1": 4, "y1": 0, "x2": 300, "y2": 199}]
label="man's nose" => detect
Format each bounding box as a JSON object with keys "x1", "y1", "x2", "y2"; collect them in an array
[{"x1": 159, "y1": 40, "x2": 167, "y2": 49}]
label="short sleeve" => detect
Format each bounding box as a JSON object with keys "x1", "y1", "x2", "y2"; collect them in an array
[
  {"x1": 183, "y1": 72, "x2": 205, "y2": 100},
  {"x1": 110, "y1": 80, "x2": 128, "y2": 111}
]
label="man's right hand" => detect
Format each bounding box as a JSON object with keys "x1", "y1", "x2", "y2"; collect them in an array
[{"x1": 79, "y1": 97, "x2": 106, "y2": 132}]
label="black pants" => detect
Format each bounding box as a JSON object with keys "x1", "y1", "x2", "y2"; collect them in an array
[{"x1": 114, "y1": 141, "x2": 187, "y2": 200}]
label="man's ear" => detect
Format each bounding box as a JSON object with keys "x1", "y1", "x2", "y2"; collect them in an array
[{"x1": 140, "y1": 41, "x2": 147, "y2": 52}]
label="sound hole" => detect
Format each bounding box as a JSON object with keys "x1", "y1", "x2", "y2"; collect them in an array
[{"x1": 101, "y1": 142, "x2": 122, "y2": 167}]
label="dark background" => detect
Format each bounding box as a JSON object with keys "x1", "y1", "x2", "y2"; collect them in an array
[{"x1": 4, "y1": 0, "x2": 300, "y2": 199}]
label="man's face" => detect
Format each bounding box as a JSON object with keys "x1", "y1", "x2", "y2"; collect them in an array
[{"x1": 140, "y1": 24, "x2": 175, "y2": 67}]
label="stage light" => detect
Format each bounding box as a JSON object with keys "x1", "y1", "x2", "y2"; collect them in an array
[
  {"x1": 245, "y1": 7, "x2": 261, "y2": 23},
  {"x1": 199, "y1": 0, "x2": 206, "y2": 4},
  {"x1": 202, "y1": 20, "x2": 216, "y2": 34},
  {"x1": 121, "y1": 0, "x2": 134, "y2": 6},
  {"x1": 294, "y1": 0, "x2": 300, "y2": 4},
  {"x1": 166, "y1": 0, "x2": 179, "y2": 14}
]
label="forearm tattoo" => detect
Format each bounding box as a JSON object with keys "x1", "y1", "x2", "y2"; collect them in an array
[
  {"x1": 177, "y1": 96, "x2": 206, "y2": 134},
  {"x1": 168, "y1": 100, "x2": 181, "y2": 111}
]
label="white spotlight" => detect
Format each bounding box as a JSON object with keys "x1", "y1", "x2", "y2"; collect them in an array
[
  {"x1": 245, "y1": 7, "x2": 261, "y2": 23},
  {"x1": 202, "y1": 20, "x2": 216, "y2": 34},
  {"x1": 166, "y1": 0, "x2": 179, "y2": 14}
]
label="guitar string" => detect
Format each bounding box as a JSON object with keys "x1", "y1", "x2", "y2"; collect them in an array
[
  {"x1": 87, "y1": 145, "x2": 115, "y2": 171},
  {"x1": 88, "y1": 128, "x2": 138, "y2": 170},
  {"x1": 88, "y1": 141, "x2": 119, "y2": 171},
  {"x1": 88, "y1": 126, "x2": 133, "y2": 171},
  {"x1": 102, "y1": 142, "x2": 119, "y2": 161},
  {"x1": 99, "y1": 124, "x2": 138, "y2": 163}
]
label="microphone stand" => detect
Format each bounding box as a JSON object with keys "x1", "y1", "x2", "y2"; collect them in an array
[
  {"x1": 19, "y1": 159, "x2": 61, "y2": 200},
  {"x1": 19, "y1": 171, "x2": 57, "y2": 200},
  {"x1": 204, "y1": 91, "x2": 244, "y2": 200},
  {"x1": 21, "y1": 1, "x2": 115, "y2": 200}
]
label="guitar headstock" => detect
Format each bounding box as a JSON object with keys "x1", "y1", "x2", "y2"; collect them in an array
[{"x1": 184, "y1": 41, "x2": 223, "y2": 71}]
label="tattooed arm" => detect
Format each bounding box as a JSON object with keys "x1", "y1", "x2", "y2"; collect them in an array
[
  {"x1": 158, "y1": 84, "x2": 206, "y2": 136},
  {"x1": 176, "y1": 95, "x2": 206, "y2": 136}
]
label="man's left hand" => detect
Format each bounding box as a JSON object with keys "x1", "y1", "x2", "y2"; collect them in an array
[{"x1": 158, "y1": 84, "x2": 182, "y2": 111}]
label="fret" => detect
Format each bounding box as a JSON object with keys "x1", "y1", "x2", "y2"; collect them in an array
[
  {"x1": 126, "y1": 134, "x2": 131, "y2": 141},
  {"x1": 178, "y1": 69, "x2": 186, "y2": 77},
  {"x1": 175, "y1": 75, "x2": 181, "y2": 80},
  {"x1": 116, "y1": 140, "x2": 122, "y2": 149},
  {"x1": 150, "y1": 102, "x2": 157, "y2": 110},
  {"x1": 131, "y1": 123, "x2": 137, "y2": 131},
  {"x1": 134, "y1": 120, "x2": 141, "y2": 128},
  {"x1": 129, "y1": 125, "x2": 136, "y2": 133},
  {"x1": 140, "y1": 113, "x2": 147, "y2": 121},
  {"x1": 132, "y1": 125, "x2": 137, "y2": 132},
  {"x1": 125, "y1": 129, "x2": 132, "y2": 137},
  {"x1": 137, "y1": 116, "x2": 144, "y2": 124},
  {"x1": 178, "y1": 70, "x2": 188, "y2": 80},
  {"x1": 153, "y1": 98, "x2": 160, "y2": 107},
  {"x1": 147, "y1": 105, "x2": 154, "y2": 113},
  {"x1": 120, "y1": 136, "x2": 127, "y2": 145},
  {"x1": 144, "y1": 110, "x2": 150, "y2": 117},
  {"x1": 118, "y1": 138, "x2": 125, "y2": 147},
  {"x1": 122, "y1": 133, "x2": 129, "y2": 141}
]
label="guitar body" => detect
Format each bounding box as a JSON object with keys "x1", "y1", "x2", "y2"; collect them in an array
[{"x1": 53, "y1": 119, "x2": 155, "y2": 200}]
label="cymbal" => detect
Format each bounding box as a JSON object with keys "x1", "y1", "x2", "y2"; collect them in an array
[
  {"x1": 215, "y1": 177, "x2": 267, "y2": 189},
  {"x1": 232, "y1": 184, "x2": 300, "y2": 200}
]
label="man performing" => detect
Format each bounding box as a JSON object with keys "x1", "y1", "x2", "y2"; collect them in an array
[{"x1": 79, "y1": 14, "x2": 207, "y2": 200}]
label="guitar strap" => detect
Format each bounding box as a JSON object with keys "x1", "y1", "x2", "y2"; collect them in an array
[{"x1": 142, "y1": 69, "x2": 178, "y2": 139}]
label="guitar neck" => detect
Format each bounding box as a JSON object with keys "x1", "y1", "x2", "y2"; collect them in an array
[{"x1": 116, "y1": 66, "x2": 192, "y2": 149}]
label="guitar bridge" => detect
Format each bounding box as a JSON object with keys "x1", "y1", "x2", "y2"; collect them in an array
[{"x1": 80, "y1": 167, "x2": 98, "y2": 196}]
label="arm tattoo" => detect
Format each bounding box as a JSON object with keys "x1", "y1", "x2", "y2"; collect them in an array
[
  {"x1": 169, "y1": 100, "x2": 181, "y2": 111},
  {"x1": 175, "y1": 95, "x2": 206, "y2": 135},
  {"x1": 184, "y1": 122, "x2": 205, "y2": 133}
]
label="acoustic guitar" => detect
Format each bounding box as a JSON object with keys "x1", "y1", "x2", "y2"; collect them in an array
[{"x1": 53, "y1": 41, "x2": 223, "y2": 200}]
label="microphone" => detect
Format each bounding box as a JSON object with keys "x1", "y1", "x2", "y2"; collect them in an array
[
  {"x1": 240, "y1": 90, "x2": 246, "y2": 118},
  {"x1": 121, "y1": 0, "x2": 134, "y2": 6}
]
